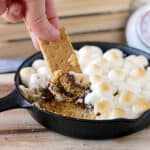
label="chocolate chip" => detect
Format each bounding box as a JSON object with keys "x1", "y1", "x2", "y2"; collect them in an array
[
  {"x1": 41, "y1": 88, "x2": 54, "y2": 102},
  {"x1": 96, "y1": 112, "x2": 101, "y2": 116}
]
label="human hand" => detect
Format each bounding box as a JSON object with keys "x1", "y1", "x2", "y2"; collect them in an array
[{"x1": 0, "y1": 0, "x2": 59, "y2": 49}]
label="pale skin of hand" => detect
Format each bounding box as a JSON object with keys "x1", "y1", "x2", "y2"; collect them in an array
[{"x1": 0, "y1": 0, "x2": 60, "y2": 49}]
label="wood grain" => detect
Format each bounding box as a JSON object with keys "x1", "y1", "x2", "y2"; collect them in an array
[
  {"x1": 71, "y1": 30, "x2": 125, "y2": 43},
  {"x1": 0, "y1": 40, "x2": 36, "y2": 58},
  {"x1": 0, "y1": 30, "x2": 125, "y2": 58},
  {"x1": 56, "y1": 0, "x2": 132, "y2": 17},
  {"x1": 0, "y1": 12, "x2": 129, "y2": 42},
  {"x1": 0, "y1": 123, "x2": 149, "y2": 150},
  {"x1": 0, "y1": 0, "x2": 132, "y2": 23}
]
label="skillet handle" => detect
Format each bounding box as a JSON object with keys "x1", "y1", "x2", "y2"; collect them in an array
[{"x1": 0, "y1": 89, "x2": 32, "y2": 112}]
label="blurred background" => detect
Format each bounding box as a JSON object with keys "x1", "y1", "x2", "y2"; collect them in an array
[
  {"x1": 0, "y1": 0, "x2": 133, "y2": 59},
  {"x1": 0, "y1": 0, "x2": 150, "y2": 71}
]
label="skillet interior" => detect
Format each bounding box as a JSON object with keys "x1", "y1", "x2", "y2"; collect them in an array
[{"x1": 15, "y1": 42, "x2": 150, "y2": 139}]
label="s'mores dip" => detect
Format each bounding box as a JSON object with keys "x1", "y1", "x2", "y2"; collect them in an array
[
  {"x1": 19, "y1": 44, "x2": 150, "y2": 120},
  {"x1": 19, "y1": 29, "x2": 150, "y2": 120}
]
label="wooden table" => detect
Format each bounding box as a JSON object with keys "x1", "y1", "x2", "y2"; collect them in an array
[{"x1": 1, "y1": 0, "x2": 150, "y2": 149}]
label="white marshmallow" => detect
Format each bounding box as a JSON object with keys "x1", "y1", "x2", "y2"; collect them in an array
[
  {"x1": 32, "y1": 59, "x2": 46, "y2": 71},
  {"x1": 123, "y1": 75, "x2": 142, "y2": 93},
  {"x1": 89, "y1": 74, "x2": 102, "y2": 85},
  {"x1": 108, "y1": 68, "x2": 125, "y2": 83},
  {"x1": 37, "y1": 66, "x2": 51, "y2": 80},
  {"x1": 141, "y1": 90, "x2": 150, "y2": 100},
  {"x1": 89, "y1": 57, "x2": 110, "y2": 74},
  {"x1": 29, "y1": 73, "x2": 47, "y2": 90},
  {"x1": 78, "y1": 45, "x2": 102, "y2": 57},
  {"x1": 92, "y1": 80, "x2": 115, "y2": 97},
  {"x1": 125, "y1": 55, "x2": 136, "y2": 62},
  {"x1": 84, "y1": 63, "x2": 103, "y2": 76},
  {"x1": 84, "y1": 92, "x2": 100, "y2": 105},
  {"x1": 78, "y1": 46, "x2": 102, "y2": 69},
  {"x1": 119, "y1": 90, "x2": 137, "y2": 107},
  {"x1": 133, "y1": 55, "x2": 148, "y2": 67},
  {"x1": 132, "y1": 97, "x2": 150, "y2": 114},
  {"x1": 20, "y1": 67, "x2": 34, "y2": 86},
  {"x1": 103, "y1": 49, "x2": 123, "y2": 68},
  {"x1": 130, "y1": 67, "x2": 146, "y2": 79},
  {"x1": 123, "y1": 61, "x2": 137, "y2": 75},
  {"x1": 94, "y1": 100, "x2": 113, "y2": 118},
  {"x1": 109, "y1": 107, "x2": 126, "y2": 119}
]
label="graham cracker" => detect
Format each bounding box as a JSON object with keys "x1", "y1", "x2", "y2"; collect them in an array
[{"x1": 38, "y1": 27, "x2": 81, "y2": 74}]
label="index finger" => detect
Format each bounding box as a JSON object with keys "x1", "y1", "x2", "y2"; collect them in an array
[{"x1": 46, "y1": 0, "x2": 59, "y2": 29}]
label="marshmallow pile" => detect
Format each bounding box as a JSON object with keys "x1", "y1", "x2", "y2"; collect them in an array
[
  {"x1": 77, "y1": 46, "x2": 150, "y2": 119},
  {"x1": 20, "y1": 45, "x2": 150, "y2": 120},
  {"x1": 20, "y1": 60, "x2": 51, "y2": 90}
]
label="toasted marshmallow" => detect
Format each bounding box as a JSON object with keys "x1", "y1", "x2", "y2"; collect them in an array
[
  {"x1": 89, "y1": 74, "x2": 102, "y2": 85},
  {"x1": 78, "y1": 46, "x2": 102, "y2": 69},
  {"x1": 109, "y1": 107, "x2": 126, "y2": 119},
  {"x1": 84, "y1": 92, "x2": 100, "y2": 105},
  {"x1": 132, "y1": 97, "x2": 150, "y2": 114},
  {"x1": 131, "y1": 67, "x2": 146, "y2": 79},
  {"x1": 103, "y1": 49, "x2": 123, "y2": 67},
  {"x1": 119, "y1": 90, "x2": 136, "y2": 106},
  {"x1": 78, "y1": 45, "x2": 102, "y2": 57},
  {"x1": 133, "y1": 56, "x2": 148, "y2": 67},
  {"x1": 108, "y1": 68, "x2": 125, "y2": 82},
  {"x1": 20, "y1": 67, "x2": 34, "y2": 86},
  {"x1": 90, "y1": 57, "x2": 110, "y2": 72},
  {"x1": 32, "y1": 59, "x2": 45, "y2": 71},
  {"x1": 84, "y1": 63, "x2": 103, "y2": 75},
  {"x1": 94, "y1": 100, "x2": 112, "y2": 117},
  {"x1": 93, "y1": 80, "x2": 115, "y2": 97}
]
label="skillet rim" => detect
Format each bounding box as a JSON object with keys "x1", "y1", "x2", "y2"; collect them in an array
[{"x1": 15, "y1": 41, "x2": 150, "y2": 123}]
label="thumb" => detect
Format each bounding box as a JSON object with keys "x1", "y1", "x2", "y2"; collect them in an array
[{"x1": 24, "y1": 0, "x2": 59, "y2": 41}]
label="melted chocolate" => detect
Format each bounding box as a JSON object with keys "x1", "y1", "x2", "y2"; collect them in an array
[{"x1": 41, "y1": 88, "x2": 54, "y2": 102}]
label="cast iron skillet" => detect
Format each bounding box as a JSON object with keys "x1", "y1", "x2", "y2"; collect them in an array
[{"x1": 1, "y1": 42, "x2": 150, "y2": 139}]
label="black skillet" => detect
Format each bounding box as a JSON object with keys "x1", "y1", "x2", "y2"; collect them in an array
[{"x1": 1, "y1": 42, "x2": 150, "y2": 139}]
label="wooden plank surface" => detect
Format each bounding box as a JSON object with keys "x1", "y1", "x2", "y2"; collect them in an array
[
  {"x1": 0, "y1": 40, "x2": 36, "y2": 58},
  {"x1": 0, "y1": 74, "x2": 150, "y2": 150},
  {"x1": 0, "y1": 30, "x2": 125, "y2": 58},
  {"x1": 71, "y1": 30, "x2": 125, "y2": 43},
  {"x1": 0, "y1": 0, "x2": 132, "y2": 23},
  {"x1": 0, "y1": 12, "x2": 129, "y2": 42},
  {"x1": 56, "y1": 0, "x2": 132, "y2": 17}
]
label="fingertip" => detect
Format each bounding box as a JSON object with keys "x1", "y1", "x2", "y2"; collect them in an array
[
  {"x1": 6, "y1": 1, "x2": 24, "y2": 22},
  {"x1": 49, "y1": 17, "x2": 60, "y2": 29},
  {"x1": 50, "y1": 28, "x2": 60, "y2": 41}
]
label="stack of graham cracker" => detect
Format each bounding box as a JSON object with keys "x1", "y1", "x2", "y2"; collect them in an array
[{"x1": 0, "y1": 0, "x2": 132, "y2": 58}]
